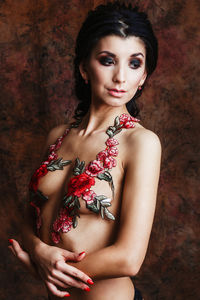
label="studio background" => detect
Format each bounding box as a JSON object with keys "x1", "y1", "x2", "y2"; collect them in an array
[{"x1": 0, "y1": 0, "x2": 199, "y2": 299}]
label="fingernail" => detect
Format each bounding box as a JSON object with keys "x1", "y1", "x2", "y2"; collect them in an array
[
  {"x1": 8, "y1": 239, "x2": 13, "y2": 244},
  {"x1": 78, "y1": 251, "x2": 85, "y2": 256},
  {"x1": 84, "y1": 287, "x2": 90, "y2": 292},
  {"x1": 64, "y1": 294, "x2": 70, "y2": 297},
  {"x1": 87, "y1": 279, "x2": 94, "y2": 285}
]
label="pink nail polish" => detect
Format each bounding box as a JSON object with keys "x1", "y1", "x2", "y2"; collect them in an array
[
  {"x1": 78, "y1": 251, "x2": 85, "y2": 256},
  {"x1": 87, "y1": 279, "x2": 94, "y2": 285},
  {"x1": 8, "y1": 239, "x2": 13, "y2": 244},
  {"x1": 84, "y1": 287, "x2": 90, "y2": 292}
]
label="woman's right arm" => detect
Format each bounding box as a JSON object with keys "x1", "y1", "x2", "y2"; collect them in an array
[
  {"x1": 22, "y1": 211, "x2": 93, "y2": 296},
  {"x1": 9, "y1": 125, "x2": 93, "y2": 297}
]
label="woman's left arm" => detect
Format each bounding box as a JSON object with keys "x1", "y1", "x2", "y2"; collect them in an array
[{"x1": 67, "y1": 129, "x2": 161, "y2": 280}]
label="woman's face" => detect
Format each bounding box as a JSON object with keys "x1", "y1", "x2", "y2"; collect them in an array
[{"x1": 81, "y1": 35, "x2": 147, "y2": 108}]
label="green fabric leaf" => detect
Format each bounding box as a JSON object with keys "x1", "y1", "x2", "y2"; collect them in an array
[
  {"x1": 86, "y1": 202, "x2": 99, "y2": 213},
  {"x1": 47, "y1": 158, "x2": 71, "y2": 171},
  {"x1": 104, "y1": 208, "x2": 115, "y2": 220},
  {"x1": 80, "y1": 161, "x2": 85, "y2": 173},
  {"x1": 95, "y1": 195, "x2": 108, "y2": 201},
  {"x1": 100, "y1": 202, "x2": 111, "y2": 207},
  {"x1": 69, "y1": 200, "x2": 75, "y2": 208},
  {"x1": 74, "y1": 196, "x2": 80, "y2": 209},
  {"x1": 114, "y1": 116, "x2": 120, "y2": 127},
  {"x1": 106, "y1": 129, "x2": 114, "y2": 137},
  {"x1": 97, "y1": 171, "x2": 112, "y2": 182},
  {"x1": 75, "y1": 157, "x2": 80, "y2": 167},
  {"x1": 109, "y1": 126, "x2": 116, "y2": 132},
  {"x1": 73, "y1": 216, "x2": 78, "y2": 228},
  {"x1": 96, "y1": 200, "x2": 100, "y2": 210},
  {"x1": 109, "y1": 180, "x2": 115, "y2": 196},
  {"x1": 74, "y1": 171, "x2": 80, "y2": 176},
  {"x1": 62, "y1": 160, "x2": 72, "y2": 166},
  {"x1": 101, "y1": 206, "x2": 104, "y2": 219},
  {"x1": 63, "y1": 195, "x2": 73, "y2": 207},
  {"x1": 73, "y1": 158, "x2": 85, "y2": 175},
  {"x1": 113, "y1": 128, "x2": 122, "y2": 136},
  {"x1": 37, "y1": 190, "x2": 48, "y2": 201}
]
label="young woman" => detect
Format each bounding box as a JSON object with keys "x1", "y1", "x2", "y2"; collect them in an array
[{"x1": 9, "y1": 2, "x2": 161, "y2": 299}]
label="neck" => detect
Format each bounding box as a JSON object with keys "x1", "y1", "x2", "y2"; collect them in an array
[{"x1": 78, "y1": 104, "x2": 129, "y2": 136}]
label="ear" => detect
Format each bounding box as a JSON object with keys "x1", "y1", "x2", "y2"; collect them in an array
[
  {"x1": 79, "y1": 62, "x2": 88, "y2": 83},
  {"x1": 139, "y1": 70, "x2": 147, "y2": 86}
]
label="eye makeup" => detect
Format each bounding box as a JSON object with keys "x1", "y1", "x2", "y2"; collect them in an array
[
  {"x1": 99, "y1": 56, "x2": 114, "y2": 66},
  {"x1": 97, "y1": 51, "x2": 145, "y2": 69},
  {"x1": 130, "y1": 58, "x2": 143, "y2": 69}
]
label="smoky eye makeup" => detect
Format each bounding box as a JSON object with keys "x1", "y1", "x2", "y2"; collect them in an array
[
  {"x1": 99, "y1": 55, "x2": 114, "y2": 66},
  {"x1": 130, "y1": 58, "x2": 143, "y2": 69}
]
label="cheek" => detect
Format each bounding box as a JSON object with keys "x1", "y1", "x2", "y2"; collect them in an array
[
  {"x1": 128, "y1": 69, "x2": 146, "y2": 86},
  {"x1": 89, "y1": 70, "x2": 107, "y2": 88}
]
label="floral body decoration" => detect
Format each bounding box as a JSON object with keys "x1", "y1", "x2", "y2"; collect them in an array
[{"x1": 29, "y1": 114, "x2": 139, "y2": 243}]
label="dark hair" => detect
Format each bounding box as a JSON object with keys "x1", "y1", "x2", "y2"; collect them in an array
[{"x1": 73, "y1": 1, "x2": 158, "y2": 121}]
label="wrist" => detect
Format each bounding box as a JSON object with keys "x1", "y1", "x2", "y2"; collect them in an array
[{"x1": 30, "y1": 239, "x2": 47, "y2": 262}]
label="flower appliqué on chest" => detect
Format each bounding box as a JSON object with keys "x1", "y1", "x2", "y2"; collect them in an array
[{"x1": 29, "y1": 114, "x2": 139, "y2": 243}]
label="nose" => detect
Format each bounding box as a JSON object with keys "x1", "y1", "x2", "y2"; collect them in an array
[{"x1": 112, "y1": 64, "x2": 126, "y2": 84}]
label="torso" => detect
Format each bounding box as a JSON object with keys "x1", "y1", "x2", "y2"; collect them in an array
[{"x1": 29, "y1": 114, "x2": 141, "y2": 299}]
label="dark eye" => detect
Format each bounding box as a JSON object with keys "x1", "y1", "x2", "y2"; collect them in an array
[
  {"x1": 99, "y1": 56, "x2": 114, "y2": 66},
  {"x1": 130, "y1": 59, "x2": 141, "y2": 69}
]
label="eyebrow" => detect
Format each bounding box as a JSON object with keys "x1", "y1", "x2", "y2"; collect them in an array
[{"x1": 97, "y1": 51, "x2": 144, "y2": 58}]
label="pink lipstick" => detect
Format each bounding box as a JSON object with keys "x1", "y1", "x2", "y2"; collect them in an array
[{"x1": 108, "y1": 88, "x2": 126, "y2": 97}]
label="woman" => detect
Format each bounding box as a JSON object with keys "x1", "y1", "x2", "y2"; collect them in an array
[{"x1": 9, "y1": 2, "x2": 161, "y2": 299}]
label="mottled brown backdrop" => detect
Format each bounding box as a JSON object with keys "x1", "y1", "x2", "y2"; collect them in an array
[{"x1": 0, "y1": 0, "x2": 199, "y2": 299}]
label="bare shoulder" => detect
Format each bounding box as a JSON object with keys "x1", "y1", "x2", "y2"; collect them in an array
[
  {"x1": 131, "y1": 126, "x2": 161, "y2": 149},
  {"x1": 123, "y1": 125, "x2": 162, "y2": 165},
  {"x1": 46, "y1": 124, "x2": 68, "y2": 144}
]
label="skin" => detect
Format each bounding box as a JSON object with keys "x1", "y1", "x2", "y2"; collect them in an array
[{"x1": 9, "y1": 35, "x2": 161, "y2": 299}]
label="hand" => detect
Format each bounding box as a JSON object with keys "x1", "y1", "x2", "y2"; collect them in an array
[
  {"x1": 8, "y1": 239, "x2": 93, "y2": 298},
  {"x1": 8, "y1": 239, "x2": 39, "y2": 279}
]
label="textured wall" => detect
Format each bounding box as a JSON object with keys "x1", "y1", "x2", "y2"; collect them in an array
[{"x1": 0, "y1": 0, "x2": 199, "y2": 299}]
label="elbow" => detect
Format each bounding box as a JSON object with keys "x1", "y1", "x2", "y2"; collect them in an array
[{"x1": 122, "y1": 254, "x2": 143, "y2": 277}]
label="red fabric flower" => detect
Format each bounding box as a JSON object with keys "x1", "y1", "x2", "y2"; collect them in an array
[
  {"x1": 82, "y1": 190, "x2": 97, "y2": 204},
  {"x1": 103, "y1": 156, "x2": 116, "y2": 169},
  {"x1": 97, "y1": 150, "x2": 116, "y2": 169},
  {"x1": 106, "y1": 138, "x2": 119, "y2": 147},
  {"x1": 29, "y1": 164, "x2": 48, "y2": 192},
  {"x1": 119, "y1": 113, "x2": 129, "y2": 123},
  {"x1": 123, "y1": 120, "x2": 136, "y2": 128},
  {"x1": 49, "y1": 144, "x2": 56, "y2": 152},
  {"x1": 51, "y1": 208, "x2": 73, "y2": 243},
  {"x1": 107, "y1": 146, "x2": 118, "y2": 157},
  {"x1": 48, "y1": 152, "x2": 58, "y2": 162},
  {"x1": 67, "y1": 173, "x2": 95, "y2": 197},
  {"x1": 85, "y1": 160, "x2": 104, "y2": 177},
  {"x1": 119, "y1": 114, "x2": 139, "y2": 128},
  {"x1": 52, "y1": 208, "x2": 73, "y2": 232},
  {"x1": 96, "y1": 150, "x2": 108, "y2": 162},
  {"x1": 51, "y1": 232, "x2": 60, "y2": 244}
]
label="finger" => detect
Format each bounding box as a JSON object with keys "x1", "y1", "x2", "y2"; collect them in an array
[
  {"x1": 49, "y1": 268, "x2": 90, "y2": 291},
  {"x1": 47, "y1": 274, "x2": 70, "y2": 289},
  {"x1": 63, "y1": 250, "x2": 86, "y2": 262},
  {"x1": 8, "y1": 239, "x2": 21, "y2": 252},
  {"x1": 76, "y1": 251, "x2": 86, "y2": 261},
  {"x1": 55, "y1": 260, "x2": 94, "y2": 285},
  {"x1": 8, "y1": 240, "x2": 38, "y2": 278},
  {"x1": 8, "y1": 245, "x2": 16, "y2": 256},
  {"x1": 45, "y1": 281, "x2": 70, "y2": 298}
]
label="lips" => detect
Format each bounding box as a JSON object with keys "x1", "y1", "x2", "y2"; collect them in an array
[{"x1": 107, "y1": 88, "x2": 126, "y2": 97}]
